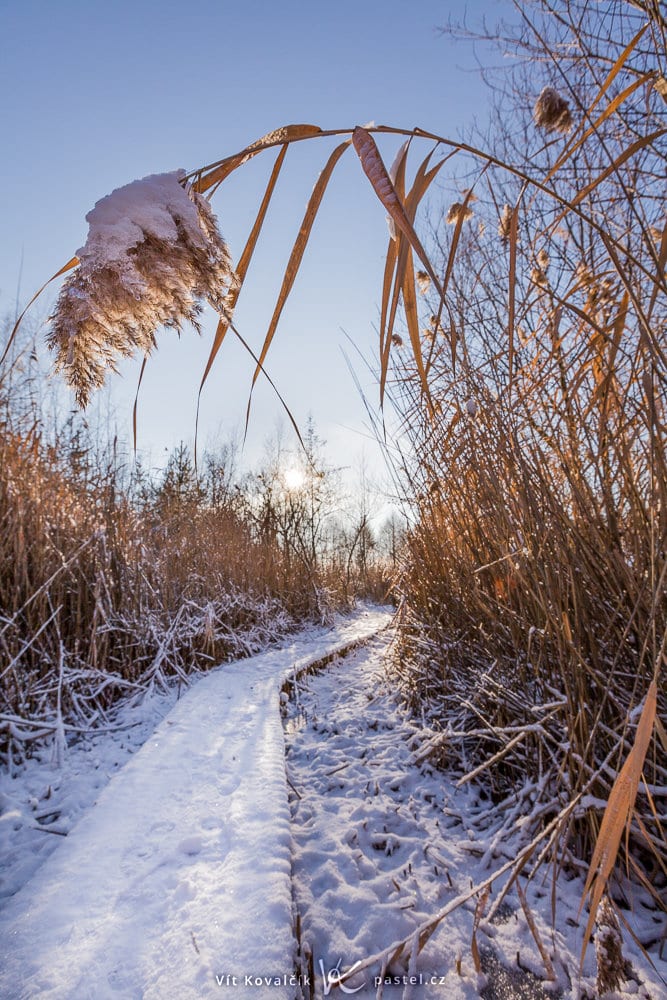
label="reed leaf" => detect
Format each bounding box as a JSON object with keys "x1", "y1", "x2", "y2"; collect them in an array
[
  {"x1": 195, "y1": 144, "x2": 289, "y2": 456},
  {"x1": 570, "y1": 128, "x2": 667, "y2": 208},
  {"x1": 378, "y1": 234, "x2": 400, "y2": 406},
  {"x1": 245, "y1": 139, "x2": 351, "y2": 426},
  {"x1": 393, "y1": 153, "x2": 445, "y2": 404},
  {"x1": 578, "y1": 680, "x2": 658, "y2": 969},
  {"x1": 190, "y1": 124, "x2": 322, "y2": 194},
  {"x1": 351, "y1": 128, "x2": 443, "y2": 297},
  {"x1": 378, "y1": 140, "x2": 410, "y2": 403}
]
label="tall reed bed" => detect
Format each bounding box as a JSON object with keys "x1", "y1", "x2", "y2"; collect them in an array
[{"x1": 387, "y1": 1, "x2": 666, "y2": 949}]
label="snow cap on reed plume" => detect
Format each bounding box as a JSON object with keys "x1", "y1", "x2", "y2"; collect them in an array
[
  {"x1": 48, "y1": 171, "x2": 237, "y2": 406},
  {"x1": 533, "y1": 87, "x2": 573, "y2": 134}
]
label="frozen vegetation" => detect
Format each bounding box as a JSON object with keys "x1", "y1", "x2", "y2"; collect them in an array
[{"x1": 1, "y1": 610, "x2": 664, "y2": 998}]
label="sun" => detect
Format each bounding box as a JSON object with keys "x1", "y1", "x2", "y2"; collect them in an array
[{"x1": 282, "y1": 466, "x2": 306, "y2": 491}]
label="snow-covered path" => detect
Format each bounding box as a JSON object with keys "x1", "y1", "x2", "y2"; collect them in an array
[
  {"x1": 0, "y1": 608, "x2": 390, "y2": 1000},
  {"x1": 2, "y1": 607, "x2": 665, "y2": 1000}
]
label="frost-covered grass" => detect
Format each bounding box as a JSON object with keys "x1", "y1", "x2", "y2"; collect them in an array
[
  {"x1": 285, "y1": 638, "x2": 666, "y2": 999},
  {"x1": 0, "y1": 362, "x2": 397, "y2": 773}
]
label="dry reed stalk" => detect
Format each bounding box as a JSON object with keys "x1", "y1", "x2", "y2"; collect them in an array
[{"x1": 594, "y1": 895, "x2": 629, "y2": 994}]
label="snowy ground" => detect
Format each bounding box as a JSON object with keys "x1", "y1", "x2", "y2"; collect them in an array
[
  {"x1": 0, "y1": 608, "x2": 389, "y2": 1000},
  {"x1": 284, "y1": 637, "x2": 667, "y2": 1000},
  {"x1": 0, "y1": 609, "x2": 664, "y2": 1000}
]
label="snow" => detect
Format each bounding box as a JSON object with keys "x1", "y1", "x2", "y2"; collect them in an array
[
  {"x1": 1, "y1": 607, "x2": 664, "y2": 1000},
  {"x1": 79, "y1": 171, "x2": 205, "y2": 280},
  {"x1": 0, "y1": 608, "x2": 390, "y2": 1000},
  {"x1": 49, "y1": 166, "x2": 235, "y2": 405}
]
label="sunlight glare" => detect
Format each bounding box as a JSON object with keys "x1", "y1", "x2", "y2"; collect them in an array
[{"x1": 283, "y1": 466, "x2": 306, "y2": 491}]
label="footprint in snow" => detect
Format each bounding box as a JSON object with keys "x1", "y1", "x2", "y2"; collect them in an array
[
  {"x1": 178, "y1": 836, "x2": 204, "y2": 856},
  {"x1": 149, "y1": 819, "x2": 175, "y2": 835},
  {"x1": 217, "y1": 773, "x2": 241, "y2": 796}
]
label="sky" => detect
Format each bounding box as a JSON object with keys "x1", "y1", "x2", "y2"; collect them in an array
[{"x1": 0, "y1": 0, "x2": 510, "y2": 490}]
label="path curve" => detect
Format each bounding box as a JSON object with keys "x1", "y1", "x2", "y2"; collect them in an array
[{"x1": 0, "y1": 608, "x2": 391, "y2": 1000}]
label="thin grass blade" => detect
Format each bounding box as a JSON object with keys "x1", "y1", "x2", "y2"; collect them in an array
[
  {"x1": 230, "y1": 321, "x2": 304, "y2": 452},
  {"x1": 648, "y1": 218, "x2": 667, "y2": 321},
  {"x1": 507, "y1": 200, "x2": 521, "y2": 389},
  {"x1": 132, "y1": 356, "x2": 148, "y2": 453}
]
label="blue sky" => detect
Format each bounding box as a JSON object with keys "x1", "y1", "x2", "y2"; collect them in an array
[{"x1": 0, "y1": 0, "x2": 509, "y2": 482}]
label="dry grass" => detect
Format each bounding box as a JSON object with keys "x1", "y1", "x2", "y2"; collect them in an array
[
  {"x1": 0, "y1": 349, "x2": 378, "y2": 767},
  {"x1": 384, "y1": 1, "x2": 667, "y2": 970}
]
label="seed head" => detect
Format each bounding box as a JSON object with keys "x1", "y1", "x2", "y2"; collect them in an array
[
  {"x1": 446, "y1": 202, "x2": 473, "y2": 225},
  {"x1": 534, "y1": 87, "x2": 573, "y2": 134},
  {"x1": 48, "y1": 171, "x2": 237, "y2": 407},
  {"x1": 498, "y1": 204, "x2": 513, "y2": 242},
  {"x1": 427, "y1": 315, "x2": 444, "y2": 337},
  {"x1": 531, "y1": 267, "x2": 549, "y2": 289},
  {"x1": 416, "y1": 270, "x2": 431, "y2": 295},
  {"x1": 576, "y1": 263, "x2": 595, "y2": 288}
]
